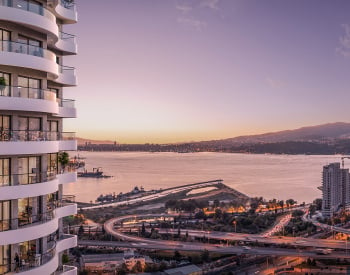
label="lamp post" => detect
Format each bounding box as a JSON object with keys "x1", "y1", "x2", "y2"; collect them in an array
[{"x1": 233, "y1": 220, "x2": 237, "y2": 233}]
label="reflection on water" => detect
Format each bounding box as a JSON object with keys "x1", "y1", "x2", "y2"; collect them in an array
[{"x1": 64, "y1": 152, "x2": 341, "y2": 203}]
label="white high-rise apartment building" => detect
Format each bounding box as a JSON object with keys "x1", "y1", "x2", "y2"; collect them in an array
[
  {"x1": 0, "y1": 0, "x2": 78, "y2": 274},
  {"x1": 322, "y1": 163, "x2": 350, "y2": 218}
]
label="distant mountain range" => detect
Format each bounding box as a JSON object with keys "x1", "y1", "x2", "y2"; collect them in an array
[
  {"x1": 196, "y1": 122, "x2": 350, "y2": 146},
  {"x1": 78, "y1": 122, "x2": 350, "y2": 154},
  {"x1": 78, "y1": 122, "x2": 350, "y2": 146}
]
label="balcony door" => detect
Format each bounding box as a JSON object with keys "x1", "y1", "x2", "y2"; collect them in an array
[
  {"x1": 18, "y1": 156, "x2": 41, "y2": 185},
  {"x1": 0, "y1": 158, "x2": 10, "y2": 186},
  {"x1": 18, "y1": 116, "x2": 41, "y2": 141},
  {"x1": 18, "y1": 76, "x2": 41, "y2": 99}
]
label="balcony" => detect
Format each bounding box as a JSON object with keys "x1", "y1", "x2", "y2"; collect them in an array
[
  {"x1": 54, "y1": 65, "x2": 77, "y2": 86},
  {"x1": 54, "y1": 0, "x2": 77, "y2": 24},
  {"x1": 0, "y1": 40, "x2": 58, "y2": 77},
  {"x1": 0, "y1": 202, "x2": 76, "y2": 245},
  {"x1": 0, "y1": 86, "x2": 58, "y2": 114},
  {"x1": 57, "y1": 171, "x2": 77, "y2": 185},
  {"x1": 0, "y1": 171, "x2": 59, "y2": 200},
  {"x1": 54, "y1": 32, "x2": 77, "y2": 55},
  {"x1": 53, "y1": 265, "x2": 78, "y2": 275},
  {"x1": 56, "y1": 99, "x2": 77, "y2": 118},
  {"x1": 17, "y1": 241, "x2": 58, "y2": 275},
  {"x1": 0, "y1": 0, "x2": 58, "y2": 38},
  {"x1": 0, "y1": 130, "x2": 76, "y2": 155}
]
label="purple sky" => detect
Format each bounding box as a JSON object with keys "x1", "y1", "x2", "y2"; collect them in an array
[{"x1": 64, "y1": 0, "x2": 350, "y2": 143}]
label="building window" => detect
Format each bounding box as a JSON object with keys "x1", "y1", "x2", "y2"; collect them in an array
[
  {"x1": 0, "y1": 115, "x2": 10, "y2": 141},
  {"x1": 0, "y1": 200, "x2": 11, "y2": 231},
  {"x1": 0, "y1": 158, "x2": 10, "y2": 187},
  {"x1": 48, "y1": 88, "x2": 60, "y2": 105},
  {"x1": 18, "y1": 156, "x2": 41, "y2": 185},
  {"x1": 13, "y1": 0, "x2": 43, "y2": 15},
  {"x1": 47, "y1": 153, "x2": 58, "y2": 175},
  {"x1": 18, "y1": 76, "x2": 41, "y2": 99},
  {"x1": 0, "y1": 244, "x2": 10, "y2": 274}
]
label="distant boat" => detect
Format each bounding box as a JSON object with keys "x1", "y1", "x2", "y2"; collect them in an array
[{"x1": 77, "y1": 167, "x2": 112, "y2": 178}]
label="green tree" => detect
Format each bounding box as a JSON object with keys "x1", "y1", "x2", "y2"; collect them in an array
[{"x1": 201, "y1": 249, "x2": 209, "y2": 262}]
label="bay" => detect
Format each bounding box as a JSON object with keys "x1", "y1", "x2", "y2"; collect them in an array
[{"x1": 63, "y1": 152, "x2": 342, "y2": 204}]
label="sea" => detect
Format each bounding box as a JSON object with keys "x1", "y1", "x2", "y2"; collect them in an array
[{"x1": 63, "y1": 151, "x2": 342, "y2": 204}]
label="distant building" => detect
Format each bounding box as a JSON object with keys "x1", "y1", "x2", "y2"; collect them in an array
[{"x1": 322, "y1": 163, "x2": 350, "y2": 217}]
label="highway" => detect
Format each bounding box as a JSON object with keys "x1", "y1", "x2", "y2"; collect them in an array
[
  {"x1": 101, "y1": 214, "x2": 350, "y2": 258},
  {"x1": 78, "y1": 239, "x2": 350, "y2": 259},
  {"x1": 303, "y1": 212, "x2": 350, "y2": 235},
  {"x1": 81, "y1": 180, "x2": 224, "y2": 210}
]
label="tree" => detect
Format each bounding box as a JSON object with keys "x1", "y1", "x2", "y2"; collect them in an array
[
  {"x1": 141, "y1": 222, "x2": 146, "y2": 236},
  {"x1": 201, "y1": 249, "x2": 209, "y2": 262},
  {"x1": 58, "y1": 152, "x2": 70, "y2": 171},
  {"x1": 174, "y1": 250, "x2": 181, "y2": 261},
  {"x1": 78, "y1": 225, "x2": 84, "y2": 236}
]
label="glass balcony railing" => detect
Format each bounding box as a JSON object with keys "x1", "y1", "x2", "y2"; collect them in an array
[
  {"x1": 59, "y1": 65, "x2": 76, "y2": 76},
  {"x1": 0, "y1": 86, "x2": 56, "y2": 101},
  {"x1": 59, "y1": 31, "x2": 76, "y2": 41},
  {"x1": 61, "y1": 99, "x2": 75, "y2": 108},
  {"x1": 0, "y1": 0, "x2": 55, "y2": 21},
  {"x1": 0, "y1": 130, "x2": 75, "y2": 142},
  {"x1": 0, "y1": 209, "x2": 55, "y2": 232},
  {"x1": 60, "y1": 0, "x2": 75, "y2": 10},
  {"x1": 0, "y1": 40, "x2": 56, "y2": 62},
  {"x1": 0, "y1": 171, "x2": 56, "y2": 187}
]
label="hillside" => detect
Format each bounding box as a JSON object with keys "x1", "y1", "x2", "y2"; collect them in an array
[{"x1": 198, "y1": 122, "x2": 350, "y2": 146}]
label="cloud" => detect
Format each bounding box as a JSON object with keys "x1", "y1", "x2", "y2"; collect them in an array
[
  {"x1": 200, "y1": 0, "x2": 220, "y2": 10},
  {"x1": 176, "y1": 3, "x2": 192, "y2": 14},
  {"x1": 266, "y1": 77, "x2": 285, "y2": 89},
  {"x1": 336, "y1": 24, "x2": 350, "y2": 58},
  {"x1": 177, "y1": 17, "x2": 207, "y2": 30}
]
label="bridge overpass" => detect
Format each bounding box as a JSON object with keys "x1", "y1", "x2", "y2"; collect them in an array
[{"x1": 100, "y1": 214, "x2": 350, "y2": 259}]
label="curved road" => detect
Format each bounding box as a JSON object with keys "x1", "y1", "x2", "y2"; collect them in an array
[{"x1": 101, "y1": 213, "x2": 350, "y2": 258}]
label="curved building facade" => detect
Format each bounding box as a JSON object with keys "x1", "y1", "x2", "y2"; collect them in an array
[{"x1": 0, "y1": 0, "x2": 78, "y2": 274}]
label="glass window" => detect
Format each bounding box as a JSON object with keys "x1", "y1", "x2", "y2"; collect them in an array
[
  {"x1": 0, "y1": 201, "x2": 11, "y2": 231},
  {"x1": 18, "y1": 76, "x2": 41, "y2": 99},
  {"x1": 48, "y1": 88, "x2": 60, "y2": 105},
  {"x1": 0, "y1": 115, "x2": 10, "y2": 141},
  {"x1": 18, "y1": 116, "x2": 41, "y2": 141},
  {"x1": 18, "y1": 156, "x2": 41, "y2": 185},
  {"x1": 0, "y1": 244, "x2": 10, "y2": 274},
  {"x1": 48, "y1": 153, "x2": 58, "y2": 175},
  {"x1": 0, "y1": 158, "x2": 10, "y2": 186}
]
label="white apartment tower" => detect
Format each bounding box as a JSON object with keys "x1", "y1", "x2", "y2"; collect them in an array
[
  {"x1": 0, "y1": 0, "x2": 78, "y2": 274},
  {"x1": 322, "y1": 163, "x2": 350, "y2": 218}
]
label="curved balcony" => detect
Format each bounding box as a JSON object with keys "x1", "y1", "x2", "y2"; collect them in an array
[
  {"x1": 57, "y1": 171, "x2": 77, "y2": 185},
  {"x1": 56, "y1": 99, "x2": 77, "y2": 118},
  {"x1": 53, "y1": 65, "x2": 77, "y2": 86},
  {"x1": 54, "y1": 0, "x2": 77, "y2": 24},
  {"x1": 0, "y1": 86, "x2": 58, "y2": 114},
  {"x1": 0, "y1": 203, "x2": 76, "y2": 245},
  {"x1": 54, "y1": 32, "x2": 77, "y2": 55},
  {"x1": 0, "y1": 130, "x2": 76, "y2": 155},
  {"x1": 0, "y1": 0, "x2": 58, "y2": 39},
  {"x1": 54, "y1": 265, "x2": 78, "y2": 275},
  {"x1": 0, "y1": 40, "x2": 58, "y2": 78},
  {"x1": 0, "y1": 171, "x2": 59, "y2": 200},
  {"x1": 16, "y1": 235, "x2": 77, "y2": 275}
]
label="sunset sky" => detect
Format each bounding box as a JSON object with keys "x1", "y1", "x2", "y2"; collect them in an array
[{"x1": 64, "y1": 0, "x2": 350, "y2": 144}]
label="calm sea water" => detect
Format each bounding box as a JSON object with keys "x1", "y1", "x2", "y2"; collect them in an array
[{"x1": 63, "y1": 152, "x2": 342, "y2": 204}]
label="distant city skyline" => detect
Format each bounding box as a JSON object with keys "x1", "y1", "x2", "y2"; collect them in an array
[{"x1": 65, "y1": 0, "x2": 350, "y2": 144}]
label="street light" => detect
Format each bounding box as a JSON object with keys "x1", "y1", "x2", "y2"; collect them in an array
[{"x1": 232, "y1": 220, "x2": 237, "y2": 233}]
